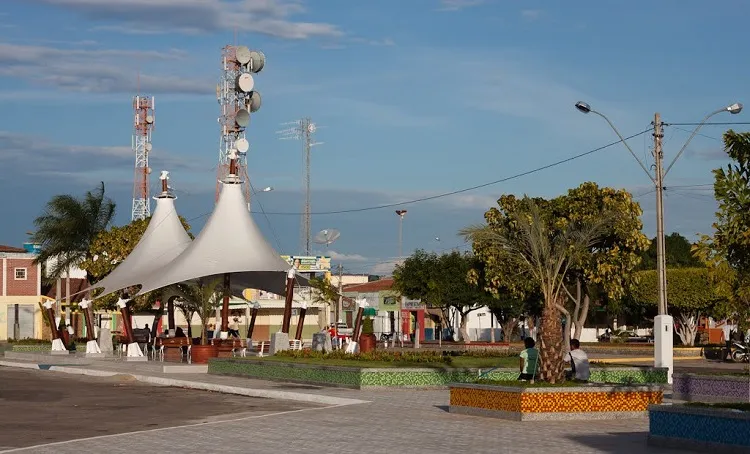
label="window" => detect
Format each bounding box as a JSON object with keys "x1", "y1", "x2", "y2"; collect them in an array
[{"x1": 14, "y1": 268, "x2": 27, "y2": 280}]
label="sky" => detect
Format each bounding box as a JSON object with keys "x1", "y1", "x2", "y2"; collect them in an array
[{"x1": 1, "y1": 0, "x2": 748, "y2": 275}]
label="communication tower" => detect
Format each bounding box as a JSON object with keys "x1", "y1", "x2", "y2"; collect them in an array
[
  {"x1": 216, "y1": 45, "x2": 264, "y2": 207},
  {"x1": 131, "y1": 95, "x2": 154, "y2": 221},
  {"x1": 277, "y1": 118, "x2": 323, "y2": 255}
]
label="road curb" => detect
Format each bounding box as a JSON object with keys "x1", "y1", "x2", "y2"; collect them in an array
[{"x1": 0, "y1": 361, "x2": 368, "y2": 407}]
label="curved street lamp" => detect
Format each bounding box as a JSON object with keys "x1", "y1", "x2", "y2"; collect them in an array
[{"x1": 575, "y1": 100, "x2": 742, "y2": 382}]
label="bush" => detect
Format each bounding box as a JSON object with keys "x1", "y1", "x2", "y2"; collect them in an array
[
  {"x1": 362, "y1": 318, "x2": 374, "y2": 335},
  {"x1": 7, "y1": 338, "x2": 50, "y2": 345},
  {"x1": 275, "y1": 349, "x2": 452, "y2": 365}
]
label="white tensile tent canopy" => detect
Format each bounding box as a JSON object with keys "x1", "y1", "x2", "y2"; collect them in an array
[
  {"x1": 88, "y1": 194, "x2": 193, "y2": 299},
  {"x1": 130, "y1": 181, "x2": 306, "y2": 298}
]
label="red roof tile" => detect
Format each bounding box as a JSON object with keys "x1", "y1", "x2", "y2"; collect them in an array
[
  {"x1": 0, "y1": 244, "x2": 27, "y2": 253},
  {"x1": 343, "y1": 278, "x2": 395, "y2": 293}
]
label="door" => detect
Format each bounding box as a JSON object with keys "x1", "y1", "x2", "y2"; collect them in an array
[{"x1": 6, "y1": 304, "x2": 35, "y2": 340}]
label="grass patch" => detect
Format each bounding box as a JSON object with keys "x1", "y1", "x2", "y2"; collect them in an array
[{"x1": 686, "y1": 402, "x2": 750, "y2": 412}]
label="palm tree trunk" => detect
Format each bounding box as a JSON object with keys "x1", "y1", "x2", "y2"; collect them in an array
[
  {"x1": 65, "y1": 271, "x2": 71, "y2": 331},
  {"x1": 538, "y1": 302, "x2": 565, "y2": 383}
]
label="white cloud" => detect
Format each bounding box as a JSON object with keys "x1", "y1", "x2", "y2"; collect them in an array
[
  {"x1": 28, "y1": 0, "x2": 343, "y2": 39},
  {"x1": 437, "y1": 0, "x2": 486, "y2": 12},
  {"x1": 328, "y1": 250, "x2": 368, "y2": 262},
  {"x1": 370, "y1": 258, "x2": 403, "y2": 276},
  {"x1": 521, "y1": 9, "x2": 542, "y2": 21},
  {"x1": 0, "y1": 42, "x2": 211, "y2": 94}
]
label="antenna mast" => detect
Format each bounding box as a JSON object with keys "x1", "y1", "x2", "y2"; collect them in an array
[
  {"x1": 131, "y1": 94, "x2": 154, "y2": 221},
  {"x1": 216, "y1": 44, "x2": 264, "y2": 207},
  {"x1": 277, "y1": 117, "x2": 322, "y2": 255}
]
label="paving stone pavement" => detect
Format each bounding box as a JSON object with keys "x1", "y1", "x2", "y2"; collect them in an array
[{"x1": 0, "y1": 356, "x2": 679, "y2": 454}]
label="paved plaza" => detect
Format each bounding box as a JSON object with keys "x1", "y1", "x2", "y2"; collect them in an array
[{"x1": 0, "y1": 355, "x2": 684, "y2": 454}]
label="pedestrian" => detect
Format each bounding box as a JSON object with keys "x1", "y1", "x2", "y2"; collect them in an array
[
  {"x1": 518, "y1": 337, "x2": 539, "y2": 381},
  {"x1": 723, "y1": 321, "x2": 733, "y2": 361},
  {"x1": 565, "y1": 339, "x2": 590, "y2": 382},
  {"x1": 228, "y1": 317, "x2": 240, "y2": 338}
]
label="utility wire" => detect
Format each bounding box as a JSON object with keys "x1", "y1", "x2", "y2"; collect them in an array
[
  {"x1": 663, "y1": 122, "x2": 750, "y2": 126},
  {"x1": 249, "y1": 127, "x2": 654, "y2": 216}
]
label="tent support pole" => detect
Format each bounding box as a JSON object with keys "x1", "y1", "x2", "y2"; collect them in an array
[
  {"x1": 167, "y1": 297, "x2": 175, "y2": 330},
  {"x1": 281, "y1": 270, "x2": 295, "y2": 334},
  {"x1": 221, "y1": 273, "x2": 231, "y2": 332},
  {"x1": 295, "y1": 307, "x2": 307, "y2": 340},
  {"x1": 247, "y1": 307, "x2": 259, "y2": 339}
]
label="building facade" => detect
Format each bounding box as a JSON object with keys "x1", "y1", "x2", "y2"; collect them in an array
[{"x1": 0, "y1": 245, "x2": 43, "y2": 340}]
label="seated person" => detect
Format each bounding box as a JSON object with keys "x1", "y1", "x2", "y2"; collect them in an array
[
  {"x1": 518, "y1": 337, "x2": 539, "y2": 380},
  {"x1": 565, "y1": 339, "x2": 590, "y2": 382}
]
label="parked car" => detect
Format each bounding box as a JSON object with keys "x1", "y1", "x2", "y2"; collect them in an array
[{"x1": 598, "y1": 330, "x2": 654, "y2": 343}]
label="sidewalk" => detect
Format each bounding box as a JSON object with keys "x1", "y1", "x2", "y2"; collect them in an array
[{"x1": 0, "y1": 354, "x2": 675, "y2": 454}]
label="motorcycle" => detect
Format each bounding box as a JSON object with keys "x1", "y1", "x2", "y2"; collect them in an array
[{"x1": 731, "y1": 342, "x2": 749, "y2": 363}]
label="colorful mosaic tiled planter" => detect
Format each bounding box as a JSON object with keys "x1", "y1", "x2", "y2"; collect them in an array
[
  {"x1": 208, "y1": 358, "x2": 668, "y2": 389},
  {"x1": 648, "y1": 404, "x2": 750, "y2": 452},
  {"x1": 672, "y1": 373, "x2": 750, "y2": 403},
  {"x1": 449, "y1": 383, "x2": 663, "y2": 421}
]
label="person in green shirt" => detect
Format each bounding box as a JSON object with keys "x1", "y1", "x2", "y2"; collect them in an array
[{"x1": 518, "y1": 336, "x2": 539, "y2": 380}]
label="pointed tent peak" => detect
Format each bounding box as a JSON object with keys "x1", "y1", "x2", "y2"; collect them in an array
[
  {"x1": 87, "y1": 195, "x2": 192, "y2": 300},
  {"x1": 156, "y1": 170, "x2": 176, "y2": 199},
  {"x1": 133, "y1": 182, "x2": 304, "y2": 297},
  {"x1": 224, "y1": 150, "x2": 242, "y2": 184}
]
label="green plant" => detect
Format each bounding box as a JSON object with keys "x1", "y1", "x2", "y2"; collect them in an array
[
  {"x1": 274, "y1": 349, "x2": 452, "y2": 365},
  {"x1": 175, "y1": 278, "x2": 223, "y2": 345},
  {"x1": 362, "y1": 317, "x2": 374, "y2": 335}
]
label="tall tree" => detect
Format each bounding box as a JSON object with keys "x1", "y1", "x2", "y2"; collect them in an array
[
  {"x1": 462, "y1": 196, "x2": 615, "y2": 383},
  {"x1": 638, "y1": 232, "x2": 703, "y2": 270},
  {"x1": 308, "y1": 276, "x2": 340, "y2": 329},
  {"x1": 551, "y1": 182, "x2": 650, "y2": 344},
  {"x1": 693, "y1": 130, "x2": 750, "y2": 329},
  {"x1": 630, "y1": 268, "x2": 722, "y2": 345},
  {"x1": 175, "y1": 278, "x2": 223, "y2": 345},
  {"x1": 393, "y1": 250, "x2": 494, "y2": 342}
]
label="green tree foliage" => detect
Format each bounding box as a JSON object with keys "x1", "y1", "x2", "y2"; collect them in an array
[
  {"x1": 638, "y1": 232, "x2": 703, "y2": 270},
  {"x1": 308, "y1": 276, "x2": 340, "y2": 329},
  {"x1": 78, "y1": 215, "x2": 193, "y2": 311},
  {"x1": 693, "y1": 130, "x2": 750, "y2": 328},
  {"x1": 32, "y1": 182, "x2": 116, "y2": 282},
  {"x1": 174, "y1": 278, "x2": 223, "y2": 345},
  {"x1": 462, "y1": 196, "x2": 617, "y2": 383},
  {"x1": 630, "y1": 268, "x2": 723, "y2": 345},
  {"x1": 392, "y1": 250, "x2": 494, "y2": 342}
]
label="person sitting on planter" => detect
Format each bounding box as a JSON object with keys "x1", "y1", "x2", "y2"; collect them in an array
[
  {"x1": 518, "y1": 337, "x2": 538, "y2": 381},
  {"x1": 565, "y1": 339, "x2": 590, "y2": 382}
]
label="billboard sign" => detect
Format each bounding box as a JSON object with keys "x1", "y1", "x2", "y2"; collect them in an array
[
  {"x1": 281, "y1": 255, "x2": 331, "y2": 272},
  {"x1": 402, "y1": 299, "x2": 425, "y2": 310}
]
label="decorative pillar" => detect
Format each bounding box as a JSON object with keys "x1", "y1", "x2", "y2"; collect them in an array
[
  {"x1": 246, "y1": 302, "x2": 260, "y2": 339},
  {"x1": 116, "y1": 297, "x2": 143, "y2": 358},
  {"x1": 43, "y1": 300, "x2": 67, "y2": 352},
  {"x1": 79, "y1": 299, "x2": 102, "y2": 355},
  {"x1": 167, "y1": 297, "x2": 175, "y2": 330},
  {"x1": 221, "y1": 273, "x2": 231, "y2": 332},
  {"x1": 281, "y1": 269, "x2": 295, "y2": 334},
  {"x1": 295, "y1": 302, "x2": 308, "y2": 341},
  {"x1": 352, "y1": 299, "x2": 367, "y2": 342}
]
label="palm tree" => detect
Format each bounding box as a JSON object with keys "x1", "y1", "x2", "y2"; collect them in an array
[
  {"x1": 461, "y1": 198, "x2": 613, "y2": 383},
  {"x1": 175, "y1": 279, "x2": 223, "y2": 345},
  {"x1": 32, "y1": 182, "x2": 116, "y2": 323}
]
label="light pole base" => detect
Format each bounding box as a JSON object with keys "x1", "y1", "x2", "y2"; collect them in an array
[{"x1": 654, "y1": 315, "x2": 674, "y2": 384}]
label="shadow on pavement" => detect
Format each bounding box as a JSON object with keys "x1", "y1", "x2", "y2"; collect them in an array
[{"x1": 566, "y1": 432, "x2": 677, "y2": 453}]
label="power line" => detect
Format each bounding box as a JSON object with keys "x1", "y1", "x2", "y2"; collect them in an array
[
  {"x1": 249, "y1": 127, "x2": 653, "y2": 216},
  {"x1": 663, "y1": 122, "x2": 750, "y2": 126}
]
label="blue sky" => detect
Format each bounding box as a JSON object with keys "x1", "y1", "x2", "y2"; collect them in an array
[{"x1": 1, "y1": 0, "x2": 748, "y2": 274}]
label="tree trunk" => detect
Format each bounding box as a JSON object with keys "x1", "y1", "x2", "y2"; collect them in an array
[
  {"x1": 568, "y1": 279, "x2": 590, "y2": 342},
  {"x1": 538, "y1": 303, "x2": 565, "y2": 383},
  {"x1": 502, "y1": 317, "x2": 518, "y2": 343},
  {"x1": 676, "y1": 312, "x2": 699, "y2": 346},
  {"x1": 459, "y1": 315, "x2": 470, "y2": 343}
]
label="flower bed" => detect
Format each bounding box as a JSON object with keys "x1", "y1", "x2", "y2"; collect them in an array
[
  {"x1": 672, "y1": 372, "x2": 750, "y2": 403},
  {"x1": 449, "y1": 383, "x2": 663, "y2": 421},
  {"x1": 208, "y1": 357, "x2": 668, "y2": 389},
  {"x1": 648, "y1": 404, "x2": 750, "y2": 452}
]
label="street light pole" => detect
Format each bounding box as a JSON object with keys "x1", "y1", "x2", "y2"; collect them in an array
[
  {"x1": 395, "y1": 210, "x2": 407, "y2": 259},
  {"x1": 574, "y1": 101, "x2": 742, "y2": 383}
]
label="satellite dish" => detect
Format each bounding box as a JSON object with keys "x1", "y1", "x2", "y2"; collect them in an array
[
  {"x1": 236, "y1": 73, "x2": 254, "y2": 93},
  {"x1": 247, "y1": 91, "x2": 261, "y2": 112},
  {"x1": 235, "y1": 137, "x2": 249, "y2": 153},
  {"x1": 235, "y1": 109, "x2": 250, "y2": 127},
  {"x1": 313, "y1": 228, "x2": 341, "y2": 247},
  {"x1": 235, "y1": 46, "x2": 251, "y2": 65},
  {"x1": 145, "y1": 115, "x2": 154, "y2": 124},
  {"x1": 248, "y1": 50, "x2": 265, "y2": 73},
  {"x1": 145, "y1": 142, "x2": 153, "y2": 151}
]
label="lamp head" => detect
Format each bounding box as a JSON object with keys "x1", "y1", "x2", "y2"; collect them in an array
[
  {"x1": 727, "y1": 103, "x2": 743, "y2": 114},
  {"x1": 575, "y1": 101, "x2": 592, "y2": 114},
  {"x1": 261, "y1": 186, "x2": 273, "y2": 192}
]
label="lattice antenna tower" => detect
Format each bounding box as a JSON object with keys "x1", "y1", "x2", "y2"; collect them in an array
[
  {"x1": 131, "y1": 95, "x2": 154, "y2": 221},
  {"x1": 276, "y1": 118, "x2": 323, "y2": 255},
  {"x1": 216, "y1": 45, "x2": 265, "y2": 207}
]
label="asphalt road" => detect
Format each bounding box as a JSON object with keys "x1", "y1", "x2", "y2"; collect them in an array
[{"x1": 0, "y1": 368, "x2": 320, "y2": 450}]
